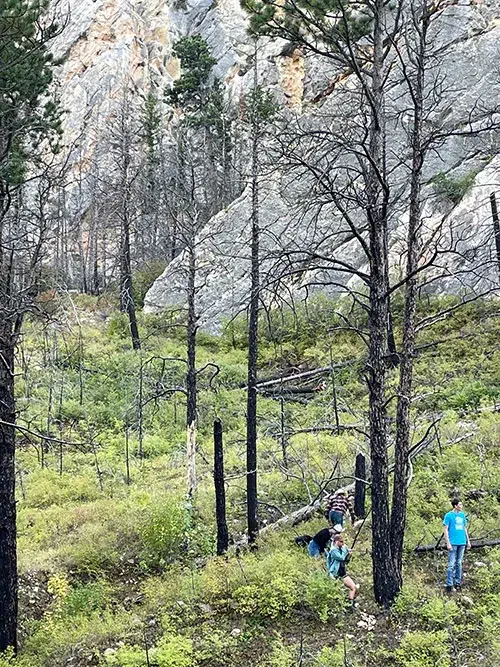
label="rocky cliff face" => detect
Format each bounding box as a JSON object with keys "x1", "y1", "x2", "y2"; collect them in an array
[{"x1": 54, "y1": 0, "x2": 500, "y2": 330}]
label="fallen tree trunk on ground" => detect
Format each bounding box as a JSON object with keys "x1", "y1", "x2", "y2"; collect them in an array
[
  {"x1": 415, "y1": 537, "x2": 500, "y2": 553},
  {"x1": 239, "y1": 360, "x2": 355, "y2": 390},
  {"x1": 234, "y1": 481, "x2": 356, "y2": 547}
]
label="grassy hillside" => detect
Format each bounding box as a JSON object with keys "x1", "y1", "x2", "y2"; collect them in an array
[{"x1": 4, "y1": 294, "x2": 500, "y2": 667}]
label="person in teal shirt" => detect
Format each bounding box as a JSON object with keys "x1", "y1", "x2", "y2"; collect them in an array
[
  {"x1": 443, "y1": 498, "x2": 471, "y2": 592},
  {"x1": 326, "y1": 533, "x2": 359, "y2": 609}
]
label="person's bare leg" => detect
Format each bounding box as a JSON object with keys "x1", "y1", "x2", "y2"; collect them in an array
[{"x1": 343, "y1": 576, "x2": 358, "y2": 601}]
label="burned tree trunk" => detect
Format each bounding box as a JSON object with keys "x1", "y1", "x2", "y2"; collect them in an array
[
  {"x1": 391, "y1": 1, "x2": 429, "y2": 586},
  {"x1": 490, "y1": 192, "x2": 500, "y2": 281},
  {"x1": 186, "y1": 233, "x2": 198, "y2": 500},
  {"x1": 246, "y1": 52, "x2": 261, "y2": 545},
  {"x1": 214, "y1": 419, "x2": 229, "y2": 555},
  {"x1": 120, "y1": 207, "x2": 140, "y2": 351},
  {"x1": 0, "y1": 321, "x2": 18, "y2": 653},
  {"x1": 367, "y1": 0, "x2": 400, "y2": 607},
  {"x1": 354, "y1": 453, "x2": 367, "y2": 519}
]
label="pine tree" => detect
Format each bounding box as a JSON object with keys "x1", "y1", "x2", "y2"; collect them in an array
[{"x1": 0, "y1": 0, "x2": 62, "y2": 652}]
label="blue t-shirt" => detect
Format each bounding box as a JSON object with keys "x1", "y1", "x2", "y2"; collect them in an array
[{"x1": 443, "y1": 511, "x2": 467, "y2": 545}]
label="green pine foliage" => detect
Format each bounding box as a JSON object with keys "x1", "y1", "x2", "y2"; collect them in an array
[
  {"x1": 242, "y1": 0, "x2": 372, "y2": 54},
  {"x1": 0, "y1": 0, "x2": 63, "y2": 183},
  {"x1": 167, "y1": 36, "x2": 217, "y2": 110},
  {"x1": 432, "y1": 169, "x2": 480, "y2": 205}
]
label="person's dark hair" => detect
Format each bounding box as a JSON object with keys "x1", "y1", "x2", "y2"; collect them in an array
[{"x1": 451, "y1": 498, "x2": 461, "y2": 507}]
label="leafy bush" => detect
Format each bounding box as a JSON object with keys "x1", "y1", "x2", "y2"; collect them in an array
[
  {"x1": 108, "y1": 312, "x2": 132, "y2": 340},
  {"x1": 393, "y1": 583, "x2": 424, "y2": 619},
  {"x1": 233, "y1": 576, "x2": 301, "y2": 620},
  {"x1": 316, "y1": 641, "x2": 360, "y2": 667},
  {"x1": 303, "y1": 571, "x2": 346, "y2": 622},
  {"x1": 0, "y1": 649, "x2": 15, "y2": 667},
  {"x1": 395, "y1": 630, "x2": 450, "y2": 667},
  {"x1": 141, "y1": 501, "x2": 190, "y2": 568},
  {"x1": 419, "y1": 597, "x2": 458, "y2": 630},
  {"x1": 63, "y1": 580, "x2": 112, "y2": 617},
  {"x1": 261, "y1": 638, "x2": 298, "y2": 667},
  {"x1": 104, "y1": 634, "x2": 193, "y2": 667},
  {"x1": 25, "y1": 469, "x2": 100, "y2": 508}
]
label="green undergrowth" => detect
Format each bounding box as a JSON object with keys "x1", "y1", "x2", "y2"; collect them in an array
[{"x1": 5, "y1": 294, "x2": 500, "y2": 666}]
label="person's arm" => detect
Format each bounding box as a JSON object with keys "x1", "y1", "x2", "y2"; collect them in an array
[
  {"x1": 443, "y1": 522, "x2": 452, "y2": 551},
  {"x1": 329, "y1": 546, "x2": 349, "y2": 562},
  {"x1": 465, "y1": 520, "x2": 471, "y2": 549}
]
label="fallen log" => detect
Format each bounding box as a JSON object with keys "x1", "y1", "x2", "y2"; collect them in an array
[
  {"x1": 415, "y1": 537, "x2": 500, "y2": 553},
  {"x1": 233, "y1": 481, "x2": 356, "y2": 548},
  {"x1": 239, "y1": 360, "x2": 355, "y2": 390},
  {"x1": 261, "y1": 386, "x2": 320, "y2": 396}
]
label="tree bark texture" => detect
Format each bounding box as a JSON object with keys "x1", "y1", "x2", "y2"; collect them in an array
[
  {"x1": 246, "y1": 85, "x2": 260, "y2": 544},
  {"x1": 490, "y1": 192, "x2": 500, "y2": 281},
  {"x1": 214, "y1": 419, "x2": 229, "y2": 555},
  {"x1": 120, "y1": 217, "x2": 140, "y2": 350},
  {"x1": 118, "y1": 111, "x2": 140, "y2": 351},
  {"x1": 186, "y1": 238, "x2": 197, "y2": 499},
  {"x1": 390, "y1": 2, "x2": 428, "y2": 585},
  {"x1": 367, "y1": 0, "x2": 400, "y2": 607},
  {"x1": 0, "y1": 320, "x2": 18, "y2": 652},
  {"x1": 354, "y1": 453, "x2": 367, "y2": 519}
]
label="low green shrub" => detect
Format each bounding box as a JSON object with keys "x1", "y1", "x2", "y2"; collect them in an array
[
  {"x1": 103, "y1": 633, "x2": 193, "y2": 667},
  {"x1": 261, "y1": 638, "x2": 297, "y2": 667},
  {"x1": 140, "y1": 501, "x2": 190, "y2": 568},
  {"x1": 303, "y1": 570, "x2": 346, "y2": 622},
  {"x1": 395, "y1": 630, "x2": 450, "y2": 667},
  {"x1": 316, "y1": 641, "x2": 360, "y2": 667},
  {"x1": 0, "y1": 649, "x2": 15, "y2": 667},
  {"x1": 62, "y1": 580, "x2": 112, "y2": 617}
]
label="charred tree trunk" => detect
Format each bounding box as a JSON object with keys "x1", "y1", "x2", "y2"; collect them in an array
[
  {"x1": 186, "y1": 235, "x2": 197, "y2": 500},
  {"x1": 490, "y1": 192, "x2": 500, "y2": 281},
  {"x1": 0, "y1": 320, "x2": 18, "y2": 653},
  {"x1": 354, "y1": 453, "x2": 366, "y2": 519},
  {"x1": 120, "y1": 216, "x2": 140, "y2": 350},
  {"x1": 279, "y1": 396, "x2": 288, "y2": 467},
  {"x1": 246, "y1": 62, "x2": 260, "y2": 544},
  {"x1": 214, "y1": 419, "x2": 229, "y2": 555},
  {"x1": 367, "y1": 0, "x2": 400, "y2": 607},
  {"x1": 115, "y1": 100, "x2": 140, "y2": 350},
  {"x1": 387, "y1": 308, "x2": 399, "y2": 367},
  {"x1": 390, "y1": 2, "x2": 428, "y2": 586}
]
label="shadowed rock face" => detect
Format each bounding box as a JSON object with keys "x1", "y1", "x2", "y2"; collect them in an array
[{"x1": 55, "y1": 0, "x2": 500, "y2": 330}]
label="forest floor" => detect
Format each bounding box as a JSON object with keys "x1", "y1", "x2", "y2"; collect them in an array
[{"x1": 4, "y1": 293, "x2": 500, "y2": 667}]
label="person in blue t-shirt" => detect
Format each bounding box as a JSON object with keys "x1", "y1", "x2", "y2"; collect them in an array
[{"x1": 443, "y1": 498, "x2": 471, "y2": 592}]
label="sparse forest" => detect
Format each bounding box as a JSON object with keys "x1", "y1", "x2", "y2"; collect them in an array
[{"x1": 1, "y1": 0, "x2": 500, "y2": 665}]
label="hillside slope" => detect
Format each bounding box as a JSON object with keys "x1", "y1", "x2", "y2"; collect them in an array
[{"x1": 4, "y1": 294, "x2": 500, "y2": 666}]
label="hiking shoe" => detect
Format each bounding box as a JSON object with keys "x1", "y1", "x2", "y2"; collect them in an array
[
  {"x1": 446, "y1": 585, "x2": 453, "y2": 593},
  {"x1": 455, "y1": 583, "x2": 462, "y2": 591}
]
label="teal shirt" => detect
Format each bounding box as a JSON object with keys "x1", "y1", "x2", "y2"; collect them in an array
[
  {"x1": 443, "y1": 510, "x2": 468, "y2": 546},
  {"x1": 326, "y1": 545, "x2": 349, "y2": 577}
]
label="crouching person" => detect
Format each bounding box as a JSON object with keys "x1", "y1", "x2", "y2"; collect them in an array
[
  {"x1": 308, "y1": 527, "x2": 335, "y2": 557},
  {"x1": 326, "y1": 533, "x2": 359, "y2": 610}
]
